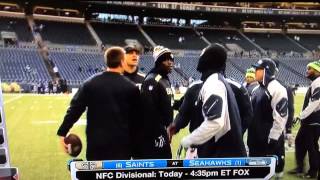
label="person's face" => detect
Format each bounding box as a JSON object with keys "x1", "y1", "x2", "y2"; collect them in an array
[
  {"x1": 306, "y1": 66, "x2": 320, "y2": 80},
  {"x1": 245, "y1": 76, "x2": 255, "y2": 84},
  {"x1": 161, "y1": 58, "x2": 174, "y2": 74},
  {"x1": 125, "y1": 50, "x2": 140, "y2": 67},
  {"x1": 255, "y1": 68, "x2": 264, "y2": 82}
]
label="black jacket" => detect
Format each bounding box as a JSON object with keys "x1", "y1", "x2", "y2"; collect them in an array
[
  {"x1": 300, "y1": 76, "x2": 320, "y2": 125},
  {"x1": 141, "y1": 68, "x2": 174, "y2": 131},
  {"x1": 248, "y1": 79, "x2": 288, "y2": 153},
  {"x1": 123, "y1": 68, "x2": 145, "y2": 87},
  {"x1": 244, "y1": 81, "x2": 259, "y2": 97},
  {"x1": 174, "y1": 79, "x2": 252, "y2": 136},
  {"x1": 227, "y1": 78, "x2": 253, "y2": 135},
  {"x1": 174, "y1": 81, "x2": 203, "y2": 133},
  {"x1": 57, "y1": 71, "x2": 140, "y2": 160},
  {"x1": 285, "y1": 86, "x2": 295, "y2": 133},
  {"x1": 137, "y1": 68, "x2": 173, "y2": 158},
  {"x1": 181, "y1": 73, "x2": 246, "y2": 157}
]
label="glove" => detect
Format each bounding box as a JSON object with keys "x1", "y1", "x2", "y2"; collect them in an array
[
  {"x1": 267, "y1": 138, "x2": 279, "y2": 155},
  {"x1": 181, "y1": 136, "x2": 192, "y2": 148}
]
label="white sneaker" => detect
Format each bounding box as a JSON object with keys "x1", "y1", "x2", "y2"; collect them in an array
[{"x1": 274, "y1": 172, "x2": 284, "y2": 179}]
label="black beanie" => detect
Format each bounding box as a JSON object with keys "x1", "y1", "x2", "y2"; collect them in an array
[{"x1": 197, "y1": 43, "x2": 227, "y2": 73}]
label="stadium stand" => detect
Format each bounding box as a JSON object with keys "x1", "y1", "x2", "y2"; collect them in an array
[
  {"x1": 288, "y1": 34, "x2": 320, "y2": 51},
  {"x1": 48, "y1": 51, "x2": 105, "y2": 86},
  {"x1": 279, "y1": 58, "x2": 312, "y2": 77},
  {"x1": 91, "y1": 22, "x2": 150, "y2": 47},
  {"x1": 0, "y1": 47, "x2": 51, "y2": 83},
  {"x1": 197, "y1": 28, "x2": 256, "y2": 51},
  {"x1": 0, "y1": 16, "x2": 33, "y2": 42},
  {"x1": 244, "y1": 32, "x2": 306, "y2": 52},
  {"x1": 142, "y1": 25, "x2": 207, "y2": 50},
  {"x1": 34, "y1": 20, "x2": 96, "y2": 45}
]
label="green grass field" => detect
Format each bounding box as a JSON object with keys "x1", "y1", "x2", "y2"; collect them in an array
[{"x1": 2, "y1": 93, "x2": 306, "y2": 179}]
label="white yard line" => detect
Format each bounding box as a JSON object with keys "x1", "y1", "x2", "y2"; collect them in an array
[{"x1": 3, "y1": 95, "x2": 23, "y2": 105}]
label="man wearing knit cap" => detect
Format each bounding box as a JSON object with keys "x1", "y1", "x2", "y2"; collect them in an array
[
  {"x1": 243, "y1": 67, "x2": 259, "y2": 98},
  {"x1": 180, "y1": 43, "x2": 246, "y2": 158},
  {"x1": 136, "y1": 45, "x2": 174, "y2": 159},
  {"x1": 289, "y1": 60, "x2": 320, "y2": 179},
  {"x1": 123, "y1": 44, "x2": 145, "y2": 88}
]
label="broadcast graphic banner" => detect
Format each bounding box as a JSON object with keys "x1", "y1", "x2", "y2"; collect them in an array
[{"x1": 70, "y1": 157, "x2": 276, "y2": 179}]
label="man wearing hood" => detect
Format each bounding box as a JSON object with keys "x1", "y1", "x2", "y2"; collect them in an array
[
  {"x1": 290, "y1": 60, "x2": 320, "y2": 179},
  {"x1": 136, "y1": 45, "x2": 174, "y2": 159},
  {"x1": 248, "y1": 58, "x2": 288, "y2": 178},
  {"x1": 179, "y1": 43, "x2": 246, "y2": 158}
]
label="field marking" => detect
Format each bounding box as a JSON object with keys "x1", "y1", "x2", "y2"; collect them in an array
[{"x1": 3, "y1": 95, "x2": 23, "y2": 105}]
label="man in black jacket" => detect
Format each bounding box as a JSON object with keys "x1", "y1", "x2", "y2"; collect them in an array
[
  {"x1": 57, "y1": 47, "x2": 140, "y2": 160},
  {"x1": 248, "y1": 58, "x2": 288, "y2": 178},
  {"x1": 123, "y1": 45, "x2": 145, "y2": 87},
  {"x1": 290, "y1": 60, "x2": 320, "y2": 179},
  {"x1": 168, "y1": 78, "x2": 252, "y2": 141},
  {"x1": 179, "y1": 44, "x2": 246, "y2": 158},
  {"x1": 137, "y1": 45, "x2": 174, "y2": 159}
]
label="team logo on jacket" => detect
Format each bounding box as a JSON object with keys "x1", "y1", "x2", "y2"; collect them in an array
[
  {"x1": 203, "y1": 95, "x2": 223, "y2": 120},
  {"x1": 311, "y1": 87, "x2": 320, "y2": 101},
  {"x1": 166, "y1": 88, "x2": 173, "y2": 95},
  {"x1": 276, "y1": 98, "x2": 288, "y2": 117},
  {"x1": 136, "y1": 83, "x2": 142, "y2": 90},
  {"x1": 155, "y1": 135, "x2": 165, "y2": 148}
]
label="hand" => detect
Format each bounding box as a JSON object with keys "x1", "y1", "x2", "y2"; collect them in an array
[
  {"x1": 286, "y1": 133, "x2": 294, "y2": 147},
  {"x1": 293, "y1": 117, "x2": 301, "y2": 126},
  {"x1": 59, "y1": 136, "x2": 68, "y2": 153},
  {"x1": 166, "y1": 124, "x2": 176, "y2": 143}
]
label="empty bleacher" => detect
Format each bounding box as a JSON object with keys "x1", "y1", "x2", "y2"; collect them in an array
[
  {"x1": 287, "y1": 34, "x2": 320, "y2": 51},
  {"x1": 278, "y1": 58, "x2": 312, "y2": 78},
  {"x1": 244, "y1": 33, "x2": 306, "y2": 52},
  {"x1": 142, "y1": 25, "x2": 207, "y2": 50},
  {"x1": 0, "y1": 16, "x2": 33, "y2": 42},
  {"x1": 49, "y1": 51, "x2": 105, "y2": 86},
  {"x1": 0, "y1": 47, "x2": 51, "y2": 83},
  {"x1": 91, "y1": 22, "x2": 150, "y2": 47},
  {"x1": 35, "y1": 20, "x2": 96, "y2": 45},
  {"x1": 197, "y1": 28, "x2": 256, "y2": 51}
]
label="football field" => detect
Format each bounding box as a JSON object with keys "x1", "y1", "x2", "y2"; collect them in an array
[{"x1": 2, "y1": 93, "x2": 305, "y2": 179}]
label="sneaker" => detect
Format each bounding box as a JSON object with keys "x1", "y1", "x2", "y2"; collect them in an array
[
  {"x1": 274, "y1": 172, "x2": 284, "y2": 179},
  {"x1": 303, "y1": 173, "x2": 317, "y2": 179}
]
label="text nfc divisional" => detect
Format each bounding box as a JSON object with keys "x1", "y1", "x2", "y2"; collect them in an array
[{"x1": 95, "y1": 169, "x2": 250, "y2": 179}]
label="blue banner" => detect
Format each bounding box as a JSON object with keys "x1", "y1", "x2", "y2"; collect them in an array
[{"x1": 102, "y1": 160, "x2": 168, "y2": 169}]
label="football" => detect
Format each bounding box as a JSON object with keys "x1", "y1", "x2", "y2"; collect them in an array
[{"x1": 64, "y1": 133, "x2": 82, "y2": 157}]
